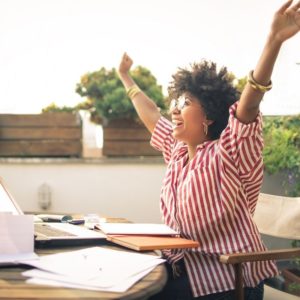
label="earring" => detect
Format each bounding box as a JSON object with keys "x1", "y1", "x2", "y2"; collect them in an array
[{"x1": 203, "y1": 123, "x2": 208, "y2": 136}]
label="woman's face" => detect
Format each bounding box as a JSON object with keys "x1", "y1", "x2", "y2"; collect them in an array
[{"x1": 170, "y1": 93, "x2": 209, "y2": 146}]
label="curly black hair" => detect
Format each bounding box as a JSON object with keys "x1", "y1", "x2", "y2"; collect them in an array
[{"x1": 168, "y1": 60, "x2": 240, "y2": 140}]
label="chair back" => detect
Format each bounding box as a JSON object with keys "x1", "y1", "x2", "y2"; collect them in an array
[{"x1": 253, "y1": 193, "x2": 300, "y2": 240}]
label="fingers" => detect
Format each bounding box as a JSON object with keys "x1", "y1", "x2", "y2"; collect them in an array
[
  {"x1": 294, "y1": 14, "x2": 300, "y2": 30},
  {"x1": 122, "y1": 52, "x2": 127, "y2": 61},
  {"x1": 285, "y1": 0, "x2": 300, "y2": 29},
  {"x1": 280, "y1": 0, "x2": 300, "y2": 15},
  {"x1": 277, "y1": 0, "x2": 293, "y2": 14},
  {"x1": 122, "y1": 52, "x2": 132, "y2": 63},
  {"x1": 291, "y1": 0, "x2": 300, "y2": 10},
  {"x1": 286, "y1": 0, "x2": 300, "y2": 15}
]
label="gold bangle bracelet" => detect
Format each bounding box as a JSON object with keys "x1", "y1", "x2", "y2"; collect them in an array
[
  {"x1": 129, "y1": 89, "x2": 141, "y2": 99},
  {"x1": 126, "y1": 85, "x2": 136, "y2": 94},
  {"x1": 248, "y1": 82, "x2": 270, "y2": 93},
  {"x1": 247, "y1": 70, "x2": 272, "y2": 93},
  {"x1": 126, "y1": 85, "x2": 141, "y2": 99}
]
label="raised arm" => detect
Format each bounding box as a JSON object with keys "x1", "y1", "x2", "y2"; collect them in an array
[
  {"x1": 236, "y1": 0, "x2": 300, "y2": 123},
  {"x1": 118, "y1": 53, "x2": 161, "y2": 133}
]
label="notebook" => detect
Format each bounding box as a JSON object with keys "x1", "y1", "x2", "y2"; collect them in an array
[
  {"x1": 107, "y1": 235, "x2": 200, "y2": 251},
  {"x1": 0, "y1": 177, "x2": 106, "y2": 246},
  {"x1": 97, "y1": 223, "x2": 200, "y2": 251}
]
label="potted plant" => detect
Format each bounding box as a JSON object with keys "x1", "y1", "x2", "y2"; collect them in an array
[{"x1": 75, "y1": 66, "x2": 167, "y2": 157}]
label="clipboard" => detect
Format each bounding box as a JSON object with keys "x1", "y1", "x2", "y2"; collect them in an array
[{"x1": 106, "y1": 235, "x2": 199, "y2": 251}]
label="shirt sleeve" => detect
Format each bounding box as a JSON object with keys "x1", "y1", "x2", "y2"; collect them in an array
[
  {"x1": 150, "y1": 116, "x2": 176, "y2": 163},
  {"x1": 219, "y1": 102, "x2": 264, "y2": 177}
]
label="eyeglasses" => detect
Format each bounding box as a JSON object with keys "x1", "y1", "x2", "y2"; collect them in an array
[{"x1": 169, "y1": 96, "x2": 189, "y2": 113}]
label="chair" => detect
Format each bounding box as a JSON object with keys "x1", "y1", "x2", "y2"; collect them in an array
[{"x1": 219, "y1": 193, "x2": 300, "y2": 300}]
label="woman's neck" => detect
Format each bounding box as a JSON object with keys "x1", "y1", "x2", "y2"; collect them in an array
[
  {"x1": 187, "y1": 137, "x2": 210, "y2": 161},
  {"x1": 187, "y1": 145, "x2": 197, "y2": 162}
]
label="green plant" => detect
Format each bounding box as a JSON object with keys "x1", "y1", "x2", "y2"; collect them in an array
[
  {"x1": 263, "y1": 115, "x2": 300, "y2": 196},
  {"x1": 289, "y1": 282, "x2": 300, "y2": 294},
  {"x1": 75, "y1": 66, "x2": 167, "y2": 124},
  {"x1": 232, "y1": 74, "x2": 300, "y2": 196},
  {"x1": 291, "y1": 240, "x2": 300, "y2": 267},
  {"x1": 41, "y1": 102, "x2": 79, "y2": 113},
  {"x1": 263, "y1": 117, "x2": 300, "y2": 296}
]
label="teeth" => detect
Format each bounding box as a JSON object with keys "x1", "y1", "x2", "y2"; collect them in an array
[
  {"x1": 172, "y1": 121, "x2": 181, "y2": 125},
  {"x1": 172, "y1": 121, "x2": 182, "y2": 128}
]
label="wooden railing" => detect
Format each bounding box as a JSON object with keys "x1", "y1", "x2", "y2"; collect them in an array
[{"x1": 0, "y1": 113, "x2": 82, "y2": 157}]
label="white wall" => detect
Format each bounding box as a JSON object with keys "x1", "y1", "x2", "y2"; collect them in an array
[
  {"x1": 0, "y1": 159, "x2": 166, "y2": 223},
  {"x1": 0, "y1": 158, "x2": 287, "y2": 225}
]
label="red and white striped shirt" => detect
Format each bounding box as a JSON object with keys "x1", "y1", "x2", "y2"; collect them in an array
[{"x1": 150, "y1": 102, "x2": 278, "y2": 297}]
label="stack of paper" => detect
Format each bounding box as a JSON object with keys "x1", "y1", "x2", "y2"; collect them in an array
[
  {"x1": 0, "y1": 213, "x2": 39, "y2": 265},
  {"x1": 21, "y1": 246, "x2": 165, "y2": 292}
]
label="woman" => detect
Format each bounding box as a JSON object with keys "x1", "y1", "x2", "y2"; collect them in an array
[{"x1": 118, "y1": 1, "x2": 300, "y2": 299}]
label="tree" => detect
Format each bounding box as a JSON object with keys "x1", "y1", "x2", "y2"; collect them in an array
[
  {"x1": 75, "y1": 66, "x2": 167, "y2": 124},
  {"x1": 235, "y1": 76, "x2": 247, "y2": 93}
]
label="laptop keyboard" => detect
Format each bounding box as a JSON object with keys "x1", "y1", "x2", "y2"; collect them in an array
[{"x1": 35, "y1": 223, "x2": 76, "y2": 237}]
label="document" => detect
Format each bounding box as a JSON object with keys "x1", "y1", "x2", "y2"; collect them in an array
[
  {"x1": 0, "y1": 213, "x2": 38, "y2": 264},
  {"x1": 21, "y1": 246, "x2": 165, "y2": 292},
  {"x1": 0, "y1": 252, "x2": 39, "y2": 265},
  {"x1": 96, "y1": 223, "x2": 179, "y2": 235},
  {"x1": 24, "y1": 266, "x2": 156, "y2": 292}
]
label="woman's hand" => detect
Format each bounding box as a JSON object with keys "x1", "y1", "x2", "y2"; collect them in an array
[
  {"x1": 236, "y1": 0, "x2": 300, "y2": 123},
  {"x1": 271, "y1": 0, "x2": 300, "y2": 43},
  {"x1": 116, "y1": 52, "x2": 161, "y2": 133},
  {"x1": 118, "y1": 52, "x2": 133, "y2": 75}
]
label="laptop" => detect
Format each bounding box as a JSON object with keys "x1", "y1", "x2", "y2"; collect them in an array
[{"x1": 0, "y1": 177, "x2": 106, "y2": 247}]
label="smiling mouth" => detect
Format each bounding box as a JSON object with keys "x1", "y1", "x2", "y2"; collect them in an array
[{"x1": 172, "y1": 121, "x2": 183, "y2": 129}]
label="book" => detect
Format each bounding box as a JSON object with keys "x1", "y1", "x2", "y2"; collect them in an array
[
  {"x1": 96, "y1": 223, "x2": 179, "y2": 236},
  {"x1": 106, "y1": 235, "x2": 199, "y2": 251}
]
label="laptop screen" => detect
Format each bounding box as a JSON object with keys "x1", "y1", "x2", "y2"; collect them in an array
[{"x1": 0, "y1": 179, "x2": 22, "y2": 215}]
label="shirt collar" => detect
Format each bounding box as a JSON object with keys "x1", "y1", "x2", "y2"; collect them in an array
[{"x1": 177, "y1": 139, "x2": 216, "y2": 155}]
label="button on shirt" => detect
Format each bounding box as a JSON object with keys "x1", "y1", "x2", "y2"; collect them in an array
[{"x1": 150, "y1": 103, "x2": 278, "y2": 297}]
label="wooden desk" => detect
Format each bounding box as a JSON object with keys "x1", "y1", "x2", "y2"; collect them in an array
[{"x1": 0, "y1": 244, "x2": 167, "y2": 300}]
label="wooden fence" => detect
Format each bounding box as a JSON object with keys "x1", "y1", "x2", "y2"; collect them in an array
[
  {"x1": 0, "y1": 113, "x2": 82, "y2": 157},
  {"x1": 102, "y1": 119, "x2": 161, "y2": 157}
]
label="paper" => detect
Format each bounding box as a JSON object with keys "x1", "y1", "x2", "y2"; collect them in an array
[
  {"x1": 0, "y1": 184, "x2": 20, "y2": 215},
  {"x1": 25, "y1": 266, "x2": 156, "y2": 292},
  {"x1": 0, "y1": 213, "x2": 38, "y2": 264},
  {"x1": 96, "y1": 223, "x2": 179, "y2": 235},
  {"x1": 21, "y1": 246, "x2": 165, "y2": 291},
  {"x1": 0, "y1": 252, "x2": 39, "y2": 264}
]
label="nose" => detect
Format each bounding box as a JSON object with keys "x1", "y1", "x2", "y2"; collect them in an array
[{"x1": 171, "y1": 106, "x2": 180, "y2": 115}]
